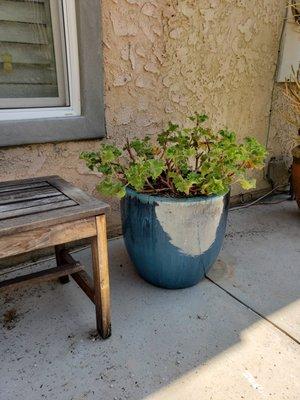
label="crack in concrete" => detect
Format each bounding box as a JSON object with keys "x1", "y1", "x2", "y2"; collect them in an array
[{"x1": 205, "y1": 275, "x2": 300, "y2": 345}]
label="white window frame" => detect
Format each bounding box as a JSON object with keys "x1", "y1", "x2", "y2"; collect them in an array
[{"x1": 0, "y1": 0, "x2": 80, "y2": 121}]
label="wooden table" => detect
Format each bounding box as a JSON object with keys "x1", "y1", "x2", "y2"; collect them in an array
[{"x1": 0, "y1": 176, "x2": 111, "y2": 339}]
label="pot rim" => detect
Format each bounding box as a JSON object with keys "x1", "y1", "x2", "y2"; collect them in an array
[{"x1": 125, "y1": 187, "x2": 229, "y2": 204}]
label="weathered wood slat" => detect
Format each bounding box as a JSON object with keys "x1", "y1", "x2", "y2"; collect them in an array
[
  {"x1": 48, "y1": 176, "x2": 97, "y2": 204},
  {"x1": 0, "y1": 21, "x2": 49, "y2": 44},
  {"x1": 0, "y1": 199, "x2": 76, "y2": 220},
  {"x1": 91, "y1": 215, "x2": 111, "y2": 338},
  {"x1": 0, "y1": 263, "x2": 83, "y2": 292},
  {"x1": 72, "y1": 270, "x2": 95, "y2": 303},
  {"x1": 0, "y1": 217, "x2": 97, "y2": 258},
  {"x1": 0, "y1": 181, "x2": 49, "y2": 194},
  {"x1": 0, "y1": 0, "x2": 46, "y2": 24},
  {"x1": 0, "y1": 176, "x2": 54, "y2": 188},
  {"x1": 0, "y1": 186, "x2": 61, "y2": 205},
  {"x1": 55, "y1": 244, "x2": 70, "y2": 284},
  {"x1": 60, "y1": 250, "x2": 95, "y2": 303},
  {"x1": 0, "y1": 185, "x2": 59, "y2": 199},
  {"x1": 0, "y1": 43, "x2": 51, "y2": 65},
  {"x1": 0, "y1": 194, "x2": 67, "y2": 212},
  {"x1": 0, "y1": 204, "x2": 109, "y2": 236},
  {"x1": 0, "y1": 176, "x2": 109, "y2": 236}
]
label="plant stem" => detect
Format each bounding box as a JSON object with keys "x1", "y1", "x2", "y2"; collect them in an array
[
  {"x1": 195, "y1": 152, "x2": 203, "y2": 171},
  {"x1": 146, "y1": 178, "x2": 155, "y2": 190},
  {"x1": 125, "y1": 138, "x2": 136, "y2": 162},
  {"x1": 141, "y1": 187, "x2": 170, "y2": 193},
  {"x1": 160, "y1": 175, "x2": 173, "y2": 191}
]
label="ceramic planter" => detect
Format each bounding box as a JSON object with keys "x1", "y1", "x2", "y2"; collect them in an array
[{"x1": 121, "y1": 188, "x2": 230, "y2": 289}]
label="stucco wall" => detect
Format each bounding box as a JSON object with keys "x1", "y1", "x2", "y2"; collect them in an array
[{"x1": 0, "y1": 0, "x2": 287, "y2": 236}]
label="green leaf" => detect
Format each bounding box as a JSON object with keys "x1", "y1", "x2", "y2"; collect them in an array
[
  {"x1": 157, "y1": 133, "x2": 167, "y2": 145},
  {"x1": 169, "y1": 172, "x2": 197, "y2": 195},
  {"x1": 146, "y1": 159, "x2": 165, "y2": 180},
  {"x1": 197, "y1": 113, "x2": 208, "y2": 123},
  {"x1": 240, "y1": 178, "x2": 256, "y2": 190},
  {"x1": 125, "y1": 164, "x2": 148, "y2": 191},
  {"x1": 167, "y1": 122, "x2": 179, "y2": 132},
  {"x1": 97, "y1": 178, "x2": 126, "y2": 198},
  {"x1": 100, "y1": 144, "x2": 122, "y2": 163},
  {"x1": 129, "y1": 137, "x2": 154, "y2": 158},
  {"x1": 97, "y1": 164, "x2": 112, "y2": 174},
  {"x1": 219, "y1": 129, "x2": 236, "y2": 142}
]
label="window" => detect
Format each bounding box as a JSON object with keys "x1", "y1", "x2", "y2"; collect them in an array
[
  {"x1": 0, "y1": 0, "x2": 67, "y2": 109},
  {"x1": 0, "y1": 0, "x2": 80, "y2": 120},
  {"x1": 0, "y1": 0, "x2": 105, "y2": 146}
]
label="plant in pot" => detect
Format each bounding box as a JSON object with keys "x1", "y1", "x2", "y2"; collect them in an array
[
  {"x1": 81, "y1": 113, "x2": 266, "y2": 289},
  {"x1": 283, "y1": 67, "x2": 300, "y2": 208}
]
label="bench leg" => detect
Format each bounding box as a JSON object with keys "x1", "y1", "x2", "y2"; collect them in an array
[
  {"x1": 55, "y1": 244, "x2": 70, "y2": 284},
  {"x1": 91, "y1": 215, "x2": 111, "y2": 339}
]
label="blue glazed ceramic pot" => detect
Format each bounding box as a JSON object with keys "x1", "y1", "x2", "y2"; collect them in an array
[{"x1": 121, "y1": 188, "x2": 230, "y2": 289}]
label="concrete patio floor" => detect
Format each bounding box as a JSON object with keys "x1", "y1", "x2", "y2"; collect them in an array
[{"x1": 0, "y1": 200, "x2": 299, "y2": 400}]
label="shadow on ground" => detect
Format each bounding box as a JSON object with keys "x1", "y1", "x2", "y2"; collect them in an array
[{"x1": 209, "y1": 200, "x2": 300, "y2": 340}]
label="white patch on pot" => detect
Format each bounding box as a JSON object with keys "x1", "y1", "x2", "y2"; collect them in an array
[{"x1": 154, "y1": 198, "x2": 224, "y2": 256}]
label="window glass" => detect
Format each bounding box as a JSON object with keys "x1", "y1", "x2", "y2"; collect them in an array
[{"x1": 0, "y1": 0, "x2": 68, "y2": 108}]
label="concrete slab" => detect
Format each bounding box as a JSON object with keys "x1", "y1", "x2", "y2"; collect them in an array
[
  {"x1": 208, "y1": 200, "x2": 300, "y2": 341},
  {"x1": 0, "y1": 238, "x2": 299, "y2": 400}
]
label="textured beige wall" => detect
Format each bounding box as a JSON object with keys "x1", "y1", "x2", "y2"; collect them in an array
[{"x1": 0, "y1": 0, "x2": 286, "y2": 235}]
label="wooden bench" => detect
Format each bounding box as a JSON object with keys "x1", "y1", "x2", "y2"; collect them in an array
[{"x1": 0, "y1": 176, "x2": 111, "y2": 339}]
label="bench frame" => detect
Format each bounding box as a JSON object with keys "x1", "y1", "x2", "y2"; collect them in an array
[{"x1": 0, "y1": 176, "x2": 111, "y2": 339}]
